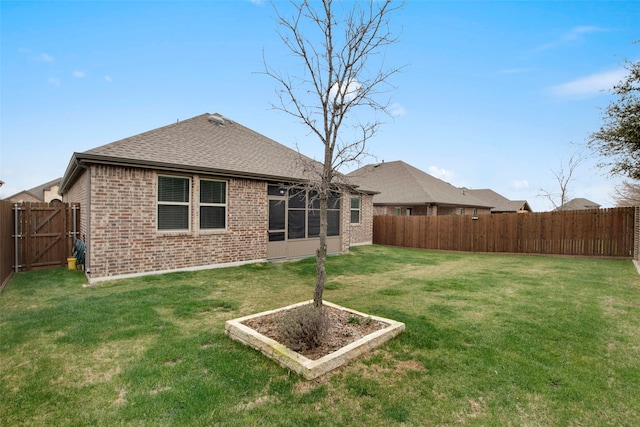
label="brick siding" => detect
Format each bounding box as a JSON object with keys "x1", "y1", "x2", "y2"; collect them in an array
[
  {"x1": 347, "y1": 194, "x2": 374, "y2": 246},
  {"x1": 78, "y1": 165, "x2": 268, "y2": 279},
  {"x1": 65, "y1": 164, "x2": 373, "y2": 281},
  {"x1": 63, "y1": 169, "x2": 88, "y2": 241}
]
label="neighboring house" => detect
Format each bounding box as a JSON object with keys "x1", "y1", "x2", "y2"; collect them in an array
[
  {"x1": 464, "y1": 189, "x2": 533, "y2": 214},
  {"x1": 347, "y1": 160, "x2": 493, "y2": 216},
  {"x1": 555, "y1": 198, "x2": 601, "y2": 211},
  {"x1": 60, "y1": 113, "x2": 375, "y2": 283},
  {"x1": 7, "y1": 178, "x2": 62, "y2": 203}
]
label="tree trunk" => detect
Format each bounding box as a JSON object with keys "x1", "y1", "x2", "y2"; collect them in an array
[{"x1": 314, "y1": 190, "x2": 328, "y2": 308}]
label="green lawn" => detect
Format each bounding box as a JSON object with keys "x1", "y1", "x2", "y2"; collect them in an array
[{"x1": 1, "y1": 245, "x2": 639, "y2": 426}]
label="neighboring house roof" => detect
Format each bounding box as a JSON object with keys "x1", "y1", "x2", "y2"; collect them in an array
[
  {"x1": 555, "y1": 198, "x2": 601, "y2": 211},
  {"x1": 7, "y1": 178, "x2": 62, "y2": 202},
  {"x1": 62, "y1": 113, "x2": 334, "y2": 192},
  {"x1": 464, "y1": 188, "x2": 533, "y2": 213},
  {"x1": 347, "y1": 161, "x2": 493, "y2": 208}
]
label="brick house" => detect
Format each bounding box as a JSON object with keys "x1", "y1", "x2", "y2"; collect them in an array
[
  {"x1": 60, "y1": 113, "x2": 374, "y2": 284},
  {"x1": 555, "y1": 198, "x2": 601, "y2": 211},
  {"x1": 347, "y1": 160, "x2": 493, "y2": 216},
  {"x1": 464, "y1": 189, "x2": 533, "y2": 213},
  {"x1": 7, "y1": 178, "x2": 62, "y2": 203}
]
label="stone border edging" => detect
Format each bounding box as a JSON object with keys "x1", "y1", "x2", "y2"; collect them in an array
[{"x1": 225, "y1": 300, "x2": 406, "y2": 380}]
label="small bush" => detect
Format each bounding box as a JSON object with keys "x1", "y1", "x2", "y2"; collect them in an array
[
  {"x1": 279, "y1": 304, "x2": 328, "y2": 352},
  {"x1": 347, "y1": 315, "x2": 361, "y2": 325},
  {"x1": 348, "y1": 315, "x2": 372, "y2": 325}
]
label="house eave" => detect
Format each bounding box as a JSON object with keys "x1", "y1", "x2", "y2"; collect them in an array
[
  {"x1": 60, "y1": 153, "x2": 83, "y2": 194},
  {"x1": 61, "y1": 153, "x2": 382, "y2": 196},
  {"x1": 374, "y1": 201, "x2": 494, "y2": 209},
  {"x1": 61, "y1": 153, "x2": 324, "y2": 191}
]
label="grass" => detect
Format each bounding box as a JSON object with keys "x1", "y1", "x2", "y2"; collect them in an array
[{"x1": 1, "y1": 245, "x2": 639, "y2": 426}]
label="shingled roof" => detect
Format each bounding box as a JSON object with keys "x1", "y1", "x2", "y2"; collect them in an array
[
  {"x1": 9, "y1": 177, "x2": 62, "y2": 202},
  {"x1": 347, "y1": 161, "x2": 492, "y2": 208},
  {"x1": 61, "y1": 113, "x2": 322, "y2": 192},
  {"x1": 464, "y1": 188, "x2": 532, "y2": 213},
  {"x1": 555, "y1": 197, "x2": 601, "y2": 211}
]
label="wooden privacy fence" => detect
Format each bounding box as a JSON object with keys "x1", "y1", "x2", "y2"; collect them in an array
[
  {"x1": 8, "y1": 202, "x2": 81, "y2": 275},
  {"x1": 373, "y1": 207, "x2": 637, "y2": 259},
  {"x1": 1, "y1": 200, "x2": 13, "y2": 291}
]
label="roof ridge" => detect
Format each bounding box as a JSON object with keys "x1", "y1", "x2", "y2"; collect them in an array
[
  {"x1": 397, "y1": 161, "x2": 438, "y2": 201},
  {"x1": 85, "y1": 113, "x2": 211, "y2": 154},
  {"x1": 62, "y1": 112, "x2": 332, "y2": 192}
]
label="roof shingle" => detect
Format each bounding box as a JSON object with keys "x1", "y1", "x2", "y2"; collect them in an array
[
  {"x1": 88, "y1": 113, "x2": 318, "y2": 179},
  {"x1": 347, "y1": 161, "x2": 492, "y2": 208},
  {"x1": 465, "y1": 189, "x2": 532, "y2": 213}
]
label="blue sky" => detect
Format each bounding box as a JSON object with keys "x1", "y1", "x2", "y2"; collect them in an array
[{"x1": 1, "y1": 1, "x2": 638, "y2": 211}]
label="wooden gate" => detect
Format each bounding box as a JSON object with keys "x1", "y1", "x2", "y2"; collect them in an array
[{"x1": 13, "y1": 202, "x2": 81, "y2": 271}]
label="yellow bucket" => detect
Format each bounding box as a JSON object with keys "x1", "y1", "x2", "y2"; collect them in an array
[{"x1": 67, "y1": 257, "x2": 76, "y2": 270}]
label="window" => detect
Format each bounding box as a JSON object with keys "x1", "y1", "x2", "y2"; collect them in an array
[
  {"x1": 200, "y1": 179, "x2": 226, "y2": 229},
  {"x1": 350, "y1": 196, "x2": 361, "y2": 224},
  {"x1": 288, "y1": 190, "x2": 307, "y2": 239},
  {"x1": 278, "y1": 188, "x2": 341, "y2": 240},
  {"x1": 158, "y1": 176, "x2": 190, "y2": 230}
]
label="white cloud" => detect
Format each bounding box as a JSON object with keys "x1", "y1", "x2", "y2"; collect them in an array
[
  {"x1": 565, "y1": 26, "x2": 603, "y2": 41},
  {"x1": 105, "y1": 75, "x2": 112, "y2": 83},
  {"x1": 551, "y1": 68, "x2": 627, "y2": 97},
  {"x1": 389, "y1": 102, "x2": 406, "y2": 117},
  {"x1": 73, "y1": 70, "x2": 85, "y2": 78},
  {"x1": 37, "y1": 53, "x2": 54, "y2": 62},
  {"x1": 510, "y1": 179, "x2": 529, "y2": 191},
  {"x1": 48, "y1": 77, "x2": 61, "y2": 87},
  {"x1": 248, "y1": 0, "x2": 264, "y2": 5},
  {"x1": 330, "y1": 80, "x2": 361, "y2": 104},
  {"x1": 428, "y1": 166, "x2": 455, "y2": 181},
  {"x1": 534, "y1": 26, "x2": 605, "y2": 52}
]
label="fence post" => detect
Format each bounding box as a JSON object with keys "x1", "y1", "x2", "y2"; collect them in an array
[
  {"x1": 72, "y1": 204, "x2": 78, "y2": 241},
  {"x1": 13, "y1": 203, "x2": 19, "y2": 272},
  {"x1": 633, "y1": 206, "x2": 640, "y2": 260}
]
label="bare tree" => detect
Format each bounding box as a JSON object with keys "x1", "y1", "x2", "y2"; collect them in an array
[
  {"x1": 539, "y1": 152, "x2": 584, "y2": 210},
  {"x1": 263, "y1": 0, "x2": 403, "y2": 308},
  {"x1": 613, "y1": 180, "x2": 640, "y2": 206}
]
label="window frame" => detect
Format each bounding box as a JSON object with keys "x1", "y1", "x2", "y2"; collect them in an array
[
  {"x1": 157, "y1": 175, "x2": 191, "y2": 231},
  {"x1": 272, "y1": 187, "x2": 341, "y2": 240},
  {"x1": 199, "y1": 178, "x2": 228, "y2": 231},
  {"x1": 350, "y1": 195, "x2": 361, "y2": 224}
]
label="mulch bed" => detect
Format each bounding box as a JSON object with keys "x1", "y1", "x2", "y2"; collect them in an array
[{"x1": 242, "y1": 304, "x2": 388, "y2": 360}]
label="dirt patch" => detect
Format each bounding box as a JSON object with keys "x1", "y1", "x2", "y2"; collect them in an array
[{"x1": 242, "y1": 304, "x2": 388, "y2": 360}]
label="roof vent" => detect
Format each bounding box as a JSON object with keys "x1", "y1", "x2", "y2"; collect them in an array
[{"x1": 208, "y1": 115, "x2": 225, "y2": 126}]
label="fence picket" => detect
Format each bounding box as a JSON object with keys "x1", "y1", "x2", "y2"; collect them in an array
[
  {"x1": 0, "y1": 202, "x2": 81, "y2": 276},
  {"x1": 373, "y1": 207, "x2": 636, "y2": 259}
]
